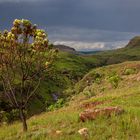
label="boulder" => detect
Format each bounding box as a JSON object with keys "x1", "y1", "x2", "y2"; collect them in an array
[
  {"x1": 79, "y1": 106, "x2": 124, "y2": 122},
  {"x1": 55, "y1": 130, "x2": 62, "y2": 135},
  {"x1": 78, "y1": 128, "x2": 89, "y2": 137}
]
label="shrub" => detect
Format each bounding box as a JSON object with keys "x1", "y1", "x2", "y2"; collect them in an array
[
  {"x1": 47, "y1": 98, "x2": 64, "y2": 111},
  {"x1": 108, "y1": 74, "x2": 121, "y2": 88},
  {"x1": 75, "y1": 72, "x2": 102, "y2": 94},
  {"x1": 64, "y1": 88, "x2": 75, "y2": 96},
  {"x1": 94, "y1": 77, "x2": 102, "y2": 84},
  {"x1": 123, "y1": 68, "x2": 137, "y2": 75},
  {"x1": 83, "y1": 91, "x2": 95, "y2": 98},
  {"x1": 83, "y1": 86, "x2": 95, "y2": 98},
  {"x1": 0, "y1": 109, "x2": 19, "y2": 124}
]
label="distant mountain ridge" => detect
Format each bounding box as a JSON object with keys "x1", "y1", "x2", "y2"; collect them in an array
[
  {"x1": 54, "y1": 36, "x2": 140, "y2": 55},
  {"x1": 125, "y1": 36, "x2": 140, "y2": 48},
  {"x1": 54, "y1": 45, "x2": 76, "y2": 53},
  {"x1": 78, "y1": 50, "x2": 102, "y2": 54}
]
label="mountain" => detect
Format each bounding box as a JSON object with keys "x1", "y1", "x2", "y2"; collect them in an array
[
  {"x1": 55, "y1": 36, "x2": 140, "y2": 57},
  {"x1": 53, "y1": 36, "x2": 140, "y2": 56},
  {"x1": 125, "y1": 36, "x2": 140, "y2": 48},
  {"x1": 78, "y1": 50, "x2": 102, "y2": 55},
  {"x1": 54, "y1": 45, "x2": 77, "y2": 54},
  {"x1": 90, "y1": 36, "x2": 140, "y2": 65}
]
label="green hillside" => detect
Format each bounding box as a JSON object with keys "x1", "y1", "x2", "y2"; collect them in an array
[
  {"x1": 1, "y1": 61, "x2": 140, "y2": 140},
  {"x1": 90, "y1": 36, "x2": 140, "y2": 65},
  {"x1": 2, "y1": 36, "x2": 140, "y2": 115},
  {"x1": 17, "y1": 51, "x2": 99, "y2": 115},
  {"x1": 1, "y1": 36, "x2": 140, "y2": 140}
]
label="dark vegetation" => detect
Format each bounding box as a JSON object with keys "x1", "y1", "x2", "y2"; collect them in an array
[{"x1": 92, "y1": 36, "x2": 140, "y2": 65}]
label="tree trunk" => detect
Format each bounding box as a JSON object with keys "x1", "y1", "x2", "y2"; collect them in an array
[{"x1": 19, "y1": 108, "x2": 27, "y2": 132}]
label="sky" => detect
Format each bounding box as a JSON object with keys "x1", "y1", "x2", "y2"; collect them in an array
[{"x1": 0, "y1": 0, "x2": 140, "y2": 51}]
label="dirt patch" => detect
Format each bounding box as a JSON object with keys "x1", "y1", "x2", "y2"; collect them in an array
[{"x1": 81, "y1": 101, "x2": 104, "y2": 109}]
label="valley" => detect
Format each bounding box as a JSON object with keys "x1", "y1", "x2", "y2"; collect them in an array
[{"x1": 1, "y1": 35, "x2": 140, "y2": 139}]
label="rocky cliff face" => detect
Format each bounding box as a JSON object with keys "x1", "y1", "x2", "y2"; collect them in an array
[
  {"x1": 54, "y1": 45, "x2": 76, "y2": 53},
  {"x1": 125, "y1": 36, "x2": 140, "y2": 48}
]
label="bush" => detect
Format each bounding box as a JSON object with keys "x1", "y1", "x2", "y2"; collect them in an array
[
  {"x1": 75, "y1": 72, "x2": 102, "y2": 94},
  {"x1": 90, "y1": 72, "x2": 102, "y2": 82},
  {"x1": 47, "y1": 98, "x2": 64, "y2": 111},
  {"x1": 64, "y1": 88, "x2": 75, "y2": 96},
  {"x1": 108, "y1": 73, "x2": 121, "y2": 88},
  {"x1": 123, "y1": 68, "x2": 137, "y2": 75},
  {"x1": 0, "y1": 109, "x2": 19, "y2": 124},
  {"x1": 83, "y1": 86, "x2": 95, "y2": 98},
  {"x1": 94, "y1": 77, "x2": 102, "y2": 84}
]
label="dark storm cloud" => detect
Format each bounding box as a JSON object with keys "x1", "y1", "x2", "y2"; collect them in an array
[
  {"x1": 1, "y1": 0, "x2": 140, "y2": 32},
  {"x1": 0, "y1": 0, "x2": 140, "y2": 50}
]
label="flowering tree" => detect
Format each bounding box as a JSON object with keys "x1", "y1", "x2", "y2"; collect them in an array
[{"x1": 0, "y1": 19, "x2": 57, "y2": 131}]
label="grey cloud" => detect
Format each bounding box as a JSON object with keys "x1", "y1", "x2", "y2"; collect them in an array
[
  {"x1": 0, "y1": 0, "x2": 140, "y2": 51},
  {"x1": 0, "y1": 0, "x2": 45, "y2": 2},
  {"x1": 48, "y1": 27, "x2": 137, "y2": 51},
  {"x1": 53, "y1": 40, "x2": 128, "y2": 51},
  {"x1": 47, "y1": 26, "x2": 137, "y2": 42},
  {"x1": 1, "y1": 0, "x2": 140, "y2": 32}
]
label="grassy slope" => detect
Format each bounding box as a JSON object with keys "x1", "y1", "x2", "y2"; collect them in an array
[
  {"x1": 91, "y1": 47, "x2": 140, "y2": 65},
  {"x1": 81, "y1": 36, "x2": 140, "y2": 66},
  {"x1": 25, "y1": 40, "x2": 140, "y2": 114},
  {"x1": 1, "y1": 61, "x2": 140, "y2": 140}
]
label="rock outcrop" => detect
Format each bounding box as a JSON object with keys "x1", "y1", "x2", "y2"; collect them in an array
[
  {"x1": 54, "y1": 45, "x2": 76, "y2": 53},
  {"x1": 79, "y1": 106, "x2": 124, "y2": 122},
  {"x1": 78, "y1": 128, "x2": 89, "y2": 139},
  {"x1": 125, "y1": 36, "x2": 140, "y2": 49}
]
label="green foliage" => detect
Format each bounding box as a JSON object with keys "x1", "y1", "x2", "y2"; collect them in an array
[
  {"x1": 94, "y1": 75, "x2": 102, "y2": 84},
  {"x1": 124, "y1": 68, "x2": 137, "y2": 75},
  {"x1": 108, "y1": 73, "x2": 121, "y2": 88},
  {"x1": 83, "y1": 90, "x2": 95, "y2": 98},
  {"x1": 64, "y1": 88, "x2": 75, "y2": 96},
  {"x1": 47, "y1": 98, "x2": 64, "y2": 111},
  {"x1": 74, "y1": 62, "x2": 139, "y2": 97},
  {"x1": 75, "y1": 72, "x2": 102, "y2": 94},
  {"x1": 0, "y1": 109, "x2": 19, "y2": 124},
  {"x1": 81, "y1": 84, "x2": 96, "y2": 98}
]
